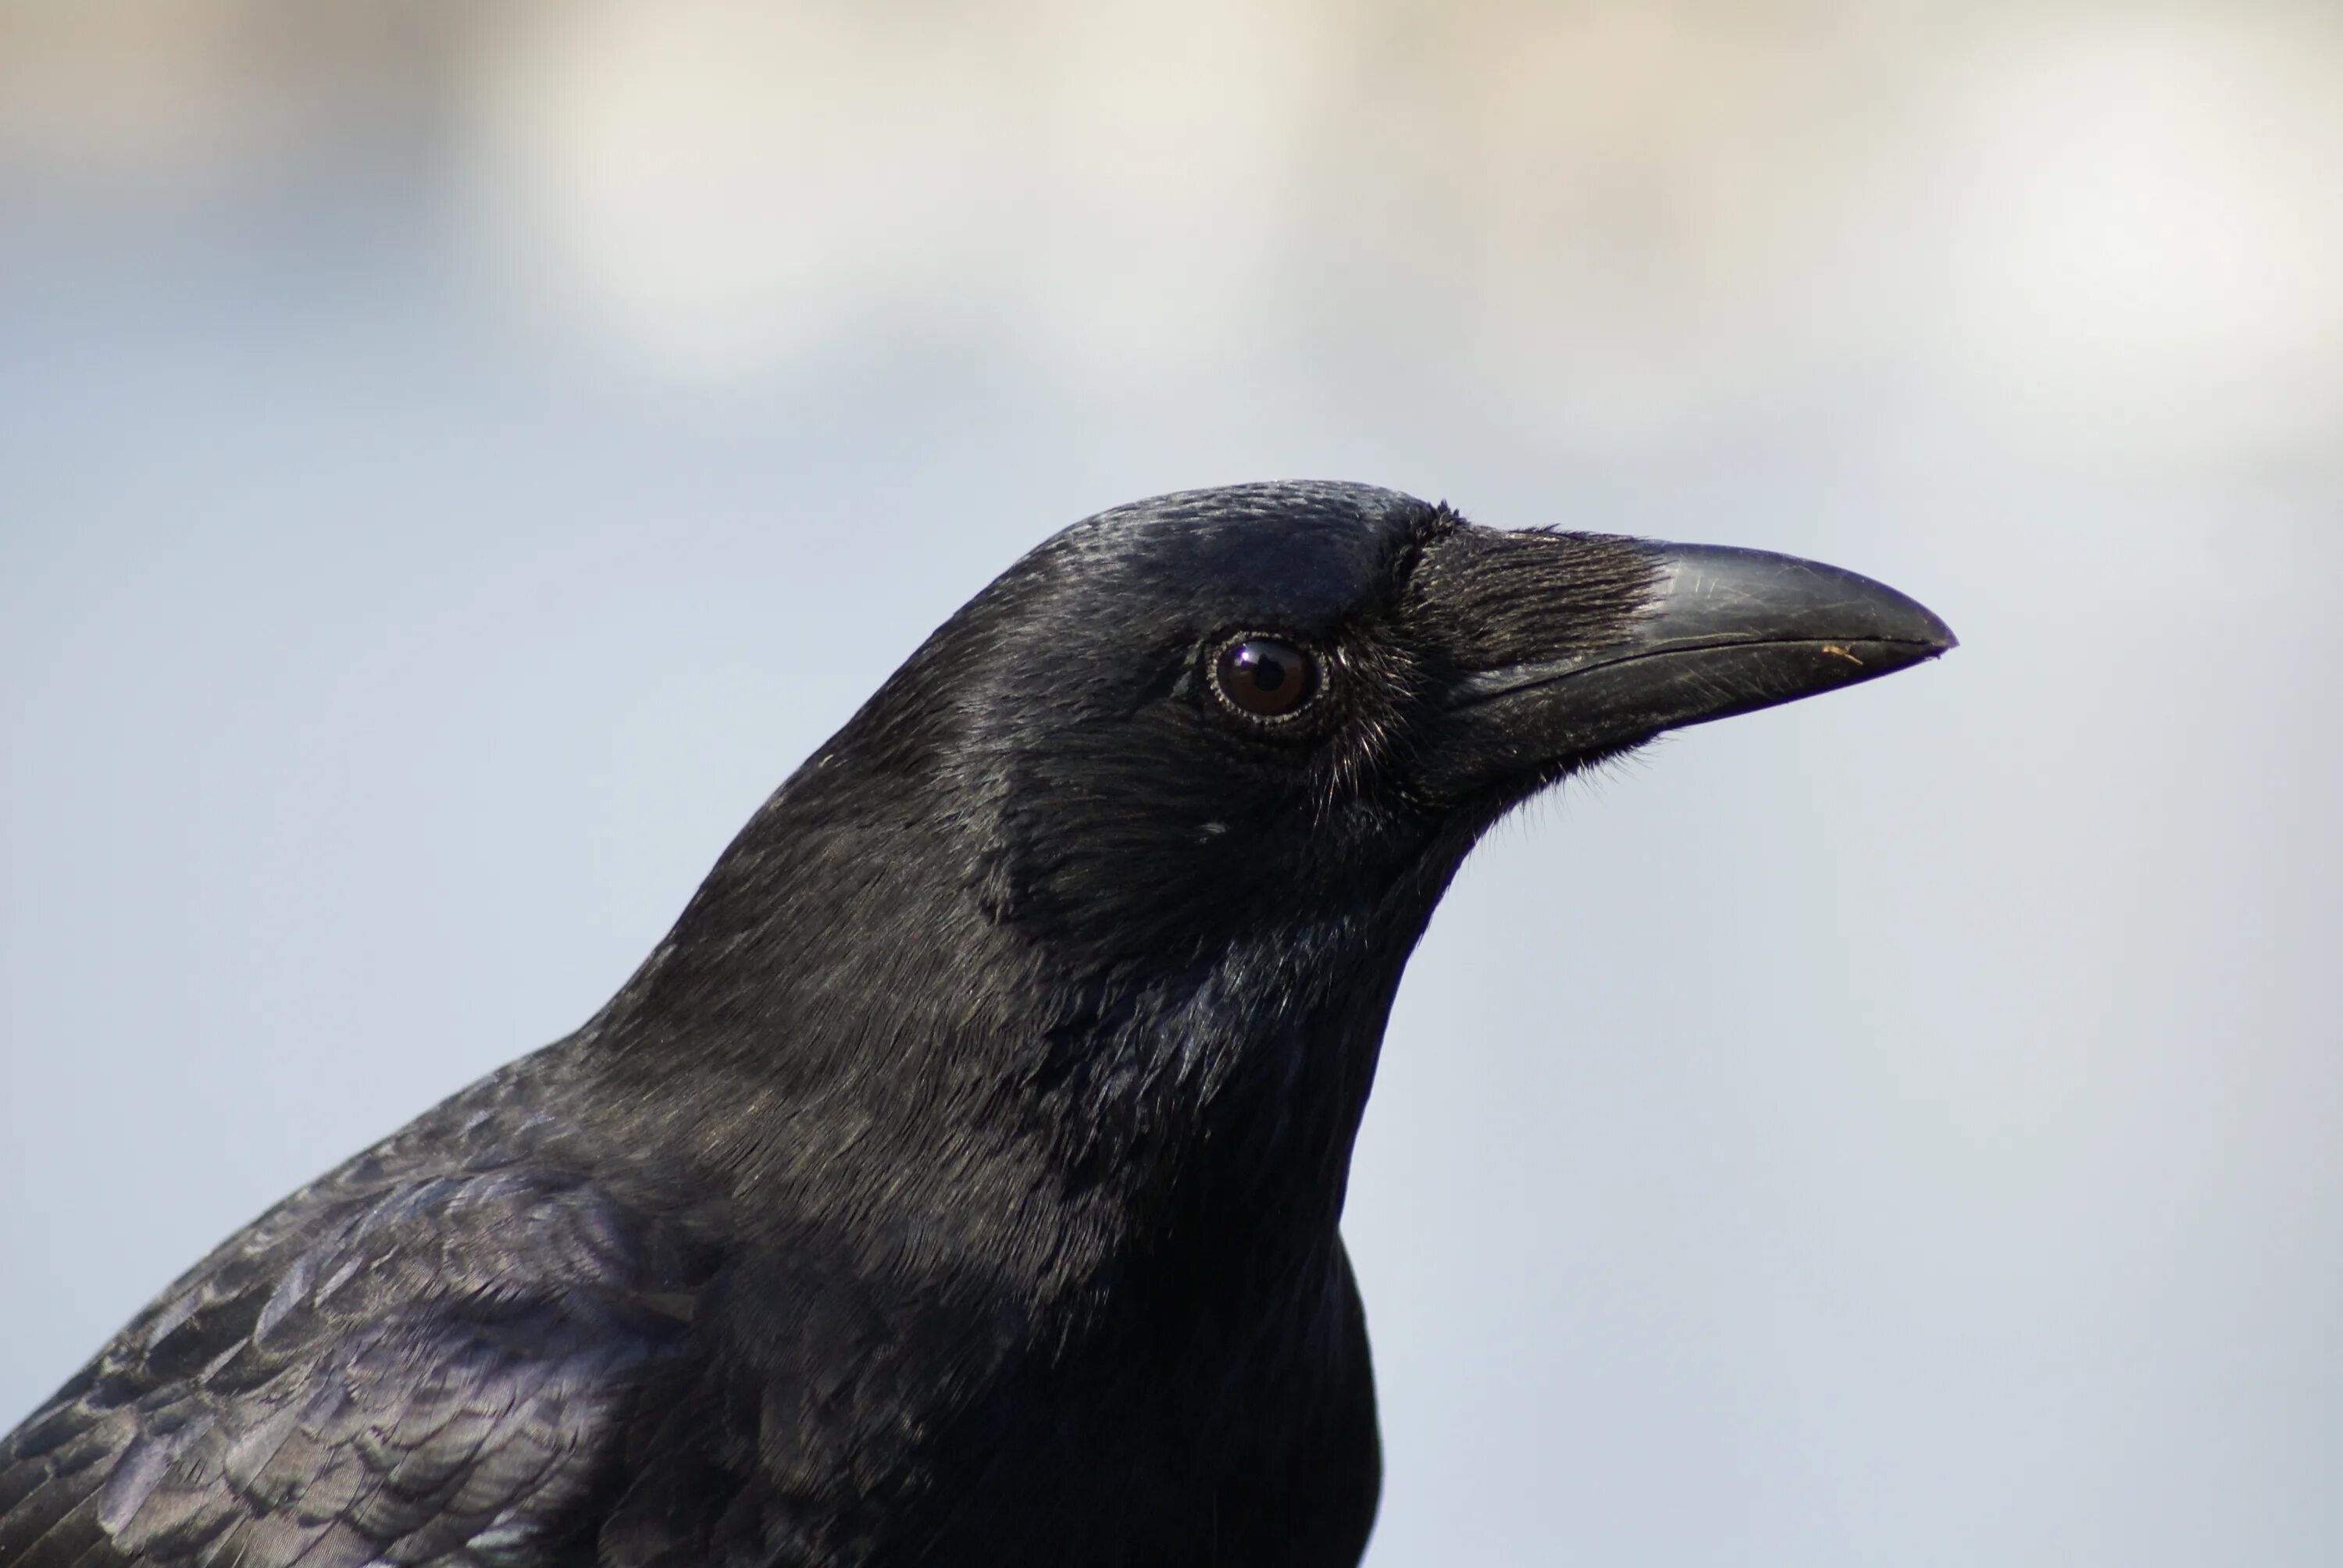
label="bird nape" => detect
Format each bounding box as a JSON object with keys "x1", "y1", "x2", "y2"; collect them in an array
[{"x1": 0, "y1": 483, "x2": 1953, "y2": 1568}]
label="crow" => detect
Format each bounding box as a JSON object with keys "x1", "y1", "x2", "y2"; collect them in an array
[{"x1": 0, "y1": 483, "x2": 1952, "y2": 1567}]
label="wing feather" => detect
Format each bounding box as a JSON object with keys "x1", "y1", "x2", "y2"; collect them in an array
[{"x1": 0, "y1": 1152, "x2": 697, "y2": 1568}]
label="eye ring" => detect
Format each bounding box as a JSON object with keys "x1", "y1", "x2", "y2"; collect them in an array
[{"x1": 1207, "y1": 633, "x2": 1322, "y2": 724}]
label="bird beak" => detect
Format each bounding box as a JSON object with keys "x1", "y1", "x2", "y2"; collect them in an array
[{"x1": 1443, "y1": 542, "x2": 1956, "y2": 780}]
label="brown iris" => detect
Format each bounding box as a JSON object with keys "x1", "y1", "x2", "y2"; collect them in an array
[{"x1": 1212, "y1": 635, "x2": 1318, "y2": 720}]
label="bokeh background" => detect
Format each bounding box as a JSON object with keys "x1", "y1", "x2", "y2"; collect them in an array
[{"x1": 3, "y1": 3, "x2": 2338, "y2": 1563}]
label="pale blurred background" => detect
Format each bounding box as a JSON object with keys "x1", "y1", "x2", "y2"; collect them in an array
[{"x1": 2, "y1": 3, "x2": 2338, "y2": 1563}]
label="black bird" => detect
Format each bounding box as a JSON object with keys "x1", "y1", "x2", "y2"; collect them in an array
[{"x1": 0, "y1": 483, "x2": 1952, "y2": 1568}]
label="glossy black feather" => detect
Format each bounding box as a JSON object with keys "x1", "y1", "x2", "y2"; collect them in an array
[
  {"x1": 2, "y1": 481, "x2": 1947, "y2": 1566},
  {"x1": 0, "y1": 1061, "x2": 706, "y2": 1568}
]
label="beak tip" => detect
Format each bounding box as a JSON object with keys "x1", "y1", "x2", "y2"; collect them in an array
[
  {"x1": 1885, "y1": 584, "x2": 1958, "y2": 659},
  {"x1": 1900, "y1": 605, "x2": 1958, "y2": 661}
]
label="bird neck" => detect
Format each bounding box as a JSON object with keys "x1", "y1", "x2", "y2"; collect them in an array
[
  {"x1": 577, "y1": 834, "x2": 1447, "y2": 1306},
  {"x1": 573, "y1": 747, "x2": 1484, "y2": 1322}
]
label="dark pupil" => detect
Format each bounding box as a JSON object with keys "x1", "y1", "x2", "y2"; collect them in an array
[{"x1": 1220, "y1": 638, "x2": 1311, "y2": 716}]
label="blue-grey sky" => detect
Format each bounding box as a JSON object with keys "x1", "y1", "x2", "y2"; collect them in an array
[{"x1": 3, "y1": 5, "x2": 2339, "y2": 1563}]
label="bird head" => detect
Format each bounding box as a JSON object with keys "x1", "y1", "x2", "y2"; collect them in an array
[{"x1": 791, "y1": 482, "x2": 1952, "y2": 968}]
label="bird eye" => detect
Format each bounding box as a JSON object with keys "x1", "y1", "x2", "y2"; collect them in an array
[{"x1": 1211, "y1": 635, "x2": 1320, "y2": 721}]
